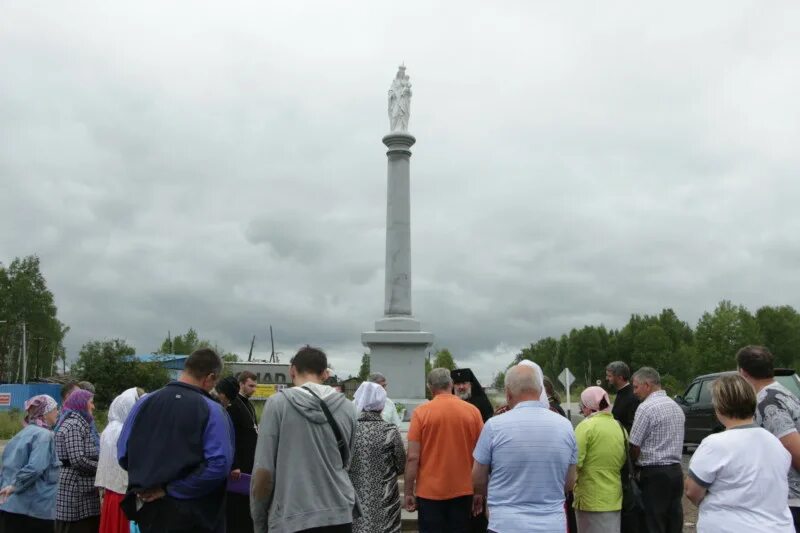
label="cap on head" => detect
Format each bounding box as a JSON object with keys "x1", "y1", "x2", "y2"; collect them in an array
[{"x1": 451, "y1": 368, "x2": 476, "y2": 384}]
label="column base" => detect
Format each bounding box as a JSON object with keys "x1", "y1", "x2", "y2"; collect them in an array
[
  {"x1": 389, "y1": 397, "x2": 429, "y2": 422},
  {"x1": 362, "y1": 329, "x2": 433, "y2": 403}
]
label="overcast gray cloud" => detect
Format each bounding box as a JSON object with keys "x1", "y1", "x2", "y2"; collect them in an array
[{"x1": 2, "y1": 1, "x2": 800, "y2": 383}]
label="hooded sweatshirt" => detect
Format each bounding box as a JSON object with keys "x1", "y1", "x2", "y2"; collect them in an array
[{"x1": 252, "y1": 382, "x2": 358, "y2": 533}]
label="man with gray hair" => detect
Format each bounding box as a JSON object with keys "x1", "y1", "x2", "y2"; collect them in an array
[
  {"x1": 472, "y1": 363, "x2": 577, "y2": 532},
  {"x1": 405, "y1": 368, "x2": 484, "y2": 532},
  {"x1": 629, "y1": 367, "x2": 685, "y2": 533},
  {"x1": 369, "y1": 372, "x2": 402, "y2": 426}
]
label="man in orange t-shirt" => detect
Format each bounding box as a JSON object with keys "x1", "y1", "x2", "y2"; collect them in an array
[{"x1": 405, "y1": 367, "x2": 484, "y2": 532}]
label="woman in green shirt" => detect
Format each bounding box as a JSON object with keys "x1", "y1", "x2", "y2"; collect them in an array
[{"x1": 574, "y1": 386, "x2": 626, "y2": 533}]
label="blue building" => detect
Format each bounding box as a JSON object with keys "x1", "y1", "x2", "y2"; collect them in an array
[
  {"x1": 0, "y1": 383, "x2": 63, "y2": 411},
  {"x1": 134, "y1": 354, "x2": 188, "y2": 381}
]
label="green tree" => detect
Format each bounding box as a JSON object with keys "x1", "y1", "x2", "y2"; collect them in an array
[
  {"x1": 695, "y1": 300, "x2": 761, "y2": 375},
  {"x1": 156, "y1": 328, "x2": 232, "y2": 359},
  {"x1": 0, "y1": 256, "x2": 68, "y2": 381},
  {"x1": 568, "y1": 327, "x2": 605, "y2": 386},
  {"x1": 515, "y1": 337, "x2": 561, "y2": 383},
  {"x1": 756, "y1": 305, "x2": 800, "y2": 368},
  {"x1": 492, "y1": 370, "x2": 505, "y2": 390},
  {"x1": 632, "y1": 325, "x2": 672, "y2": 371},
  {"x1": 432, "y1": 348, "x2": 457, "y2": 370},
  {"x1": 357, "y1": 353, "x2": 370, "y2": 381},
  {"x1": 73, "y1": 339, "x2": 169, "y2": 408}
]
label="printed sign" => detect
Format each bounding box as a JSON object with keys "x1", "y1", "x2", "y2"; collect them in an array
[
  {"x1": 0, "y1": 393, "x2": 11, "y2": 407},
  {"x1": 251, "y1": 384, "x2": 286, "y2": 400}
]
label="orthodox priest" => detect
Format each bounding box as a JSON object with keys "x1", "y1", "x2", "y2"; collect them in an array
[
  {"x1": 451, "y1": 368, "x2": 493, "y2": 422},
  {"x1": 451, "y1": 367, "x2": 491, "y2": 533}
]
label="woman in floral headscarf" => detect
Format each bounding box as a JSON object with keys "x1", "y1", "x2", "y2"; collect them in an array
[
  {"x1": 349, "y1": 381, "x2": 406, "y2": 533},
  {"x1": 573, "y1": 386, "x2": 626, "y2": 533},
  {"x1": 54, "y1": 388, "x2": 101, "y2": 533},
  {"x1": 0, "y1": 394, "x2": 61, "y2": 533}
]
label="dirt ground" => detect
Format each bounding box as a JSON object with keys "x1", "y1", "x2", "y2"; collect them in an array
[{"x1": 681, "y1": 450, "x2": 699, "y2": 532}]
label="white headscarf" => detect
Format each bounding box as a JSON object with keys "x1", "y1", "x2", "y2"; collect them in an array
[
  {"x1": 516, "y1": 360, "x2": 551, "y2": 409},
  {"x1": 354, "y1": 382, "x2": 387, "y2": 412},
  {"x1": 95, "y1": 387, "x2": 140, "y2": 494}
]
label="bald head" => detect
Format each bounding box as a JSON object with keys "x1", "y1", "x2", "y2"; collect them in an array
[{"x1": 505, "y1": 364, "x2": 542, "y2": 407}]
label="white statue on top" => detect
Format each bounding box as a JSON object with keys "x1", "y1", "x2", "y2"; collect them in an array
[{"x1": 388, "y1": 65, "x2": 412, "y2": 132}]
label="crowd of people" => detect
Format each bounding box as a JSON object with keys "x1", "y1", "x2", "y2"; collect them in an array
[{"x1": 0, "y1": 344, "x2": 798, "y2": 532}]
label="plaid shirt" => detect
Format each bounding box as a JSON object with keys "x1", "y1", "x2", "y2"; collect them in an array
[
  {"x1": 629, "y1": 390, "x2": 685, "y2": 466},
  {"x1": 55, "y1": 412, "x2": 100, "y2": 521}
]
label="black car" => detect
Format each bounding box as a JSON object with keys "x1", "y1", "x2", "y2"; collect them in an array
[{"x1": 675, "y1": 368, "x2": 800, "y2": 450}]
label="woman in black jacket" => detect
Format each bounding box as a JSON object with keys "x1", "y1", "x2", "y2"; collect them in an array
[{"x1": 216, "y1": 376, "x2": 258, "y2": 533}]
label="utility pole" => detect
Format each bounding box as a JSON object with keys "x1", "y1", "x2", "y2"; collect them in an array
[
  {"x1": 33, "y1": 335, "x2": 45, "y2": 379},
  {"x1": 268, "y1": 325, "x2": 280, "y2": 363},
  {"x1": 21, "y1": 321, "x2": 27, "y2": 384}
]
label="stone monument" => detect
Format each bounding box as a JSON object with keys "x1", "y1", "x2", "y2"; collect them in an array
[{"x1": 362, "y1": 66, "x2": 433, "y2": 413}]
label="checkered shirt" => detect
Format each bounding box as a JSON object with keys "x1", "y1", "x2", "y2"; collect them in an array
[
  {"x1": 629, "y1": 390, "x2": 685, "y2": 466},
  {"x1": 55, "y1": 412, "x2": 100, "y2": 521}
]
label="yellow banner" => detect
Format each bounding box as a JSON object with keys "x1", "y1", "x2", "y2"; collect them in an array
[{"x1": 252, "y1": 384, "x2": 284, "y2": 400}]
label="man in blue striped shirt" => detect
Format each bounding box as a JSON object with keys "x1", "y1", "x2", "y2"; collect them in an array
[{"x1": 472, "y1": 364, "x2": 577, "y2": 533}]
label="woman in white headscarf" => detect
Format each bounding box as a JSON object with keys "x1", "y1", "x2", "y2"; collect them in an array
[
  {"x1": 349, "y1": 382, "x2": 406, "y2": 533},
  {"x1": 95, "y1": 387, "x2": 142, "y2": 533}
]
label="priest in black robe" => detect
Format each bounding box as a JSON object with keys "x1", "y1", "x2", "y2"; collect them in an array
[{"x1": 451, "y1": 368, "x2": 493, "y2": 422}]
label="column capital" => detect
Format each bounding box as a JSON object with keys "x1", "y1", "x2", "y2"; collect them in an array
[{"x1": 382, "y1": 132, "x2": 416, "y2": 152}]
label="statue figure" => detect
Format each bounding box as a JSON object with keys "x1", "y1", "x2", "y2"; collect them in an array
[{"x1": 388, "y1": 65, "x2": 412, "y2": 132}]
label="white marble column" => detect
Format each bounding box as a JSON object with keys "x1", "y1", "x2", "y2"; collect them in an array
[
  {"x1": 363, "y1": 130, "x2": 433, "y2": 406},
  {"x1": 376, "y1": 132, "x2": 421, "y2": 331}
]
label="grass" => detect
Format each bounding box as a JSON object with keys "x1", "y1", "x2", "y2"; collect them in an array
[
  {"x1": 1, "y1": 400, "x2": 266, "y2": 441},
  {"x1": 0, "y1": 409, "x2": 109, "y2": 440}
]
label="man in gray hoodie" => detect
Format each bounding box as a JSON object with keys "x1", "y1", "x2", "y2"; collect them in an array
[{"x1": 251, "y1": 346, "x2": 359, "y2": 533}]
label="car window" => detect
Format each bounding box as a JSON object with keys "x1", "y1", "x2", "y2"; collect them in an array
[
  {"x1": 698, "y1": 380, "x2": 713, "y2": 406},
  {"x1": 776, "y1": 374, "x2": 800, "y2": 400},
  {"x1": 684, "y1": 382, "x2": 701, "y2": 403}
]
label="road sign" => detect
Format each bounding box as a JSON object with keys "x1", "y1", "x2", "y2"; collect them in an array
[{"x1": 558, "y1": 368, "x2": 575, "y2": 389}]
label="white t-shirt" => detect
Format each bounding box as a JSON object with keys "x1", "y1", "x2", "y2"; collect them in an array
[{"x1": 689, "y1": 425, "x2": 793, "y2": 533}]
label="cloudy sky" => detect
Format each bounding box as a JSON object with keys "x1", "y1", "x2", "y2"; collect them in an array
[{"x1": 2, "y1": 2, "x2": 799, "y2": 383}]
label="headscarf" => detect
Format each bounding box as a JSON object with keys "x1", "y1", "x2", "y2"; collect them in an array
[
  {"x1": 96, "y1": 388, "x2": 140, "y2": 493},
  {"x1": 354, "y1": 381, "x2": 387, "y2": 412},
  {"x1": 216, "y1": 376, "x2": 240, "y2": 403},
  {"x1": 580, "y1": 386, "x2": 611, "y2": 416},
  {"x1": 516, "y1": 360, "x2": 551, "y2": 409},
  {"x1": 23, "y1": 394, "x2": 58, "y2": 429},
  {"x1": 55, "y1": 388, "x2": 99, "y2": 447}
]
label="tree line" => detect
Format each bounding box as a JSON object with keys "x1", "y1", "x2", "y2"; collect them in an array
[
  {"x1": 73, "y1": 328, "x2": 242, "y2": 408},
  {"x1": 508, "y1": 301, "x2": 800, "y2": 394}
]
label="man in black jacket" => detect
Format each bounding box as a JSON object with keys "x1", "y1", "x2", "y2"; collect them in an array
[
  {"x1": 606, "y1": 360, "x2": 640, "y2": 533},
  {"x1": 606, "y1": 361, "x2": 640, "y2": 432},
  {"x1": 216, "y1": 374, "x2": 258, "y2": 533}
]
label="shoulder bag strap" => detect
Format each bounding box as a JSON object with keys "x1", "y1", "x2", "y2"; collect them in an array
[
  {"x1": 302, "y1": 386, "x2": 348, "y2": 466},
  {"x1": 617, "y1": 420, "x2": 635, "y2": 477}
]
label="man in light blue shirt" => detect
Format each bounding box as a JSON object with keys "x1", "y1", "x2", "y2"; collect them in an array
[{"x1": 472, "y1": 364, "x2": 577, "y2": 533}]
